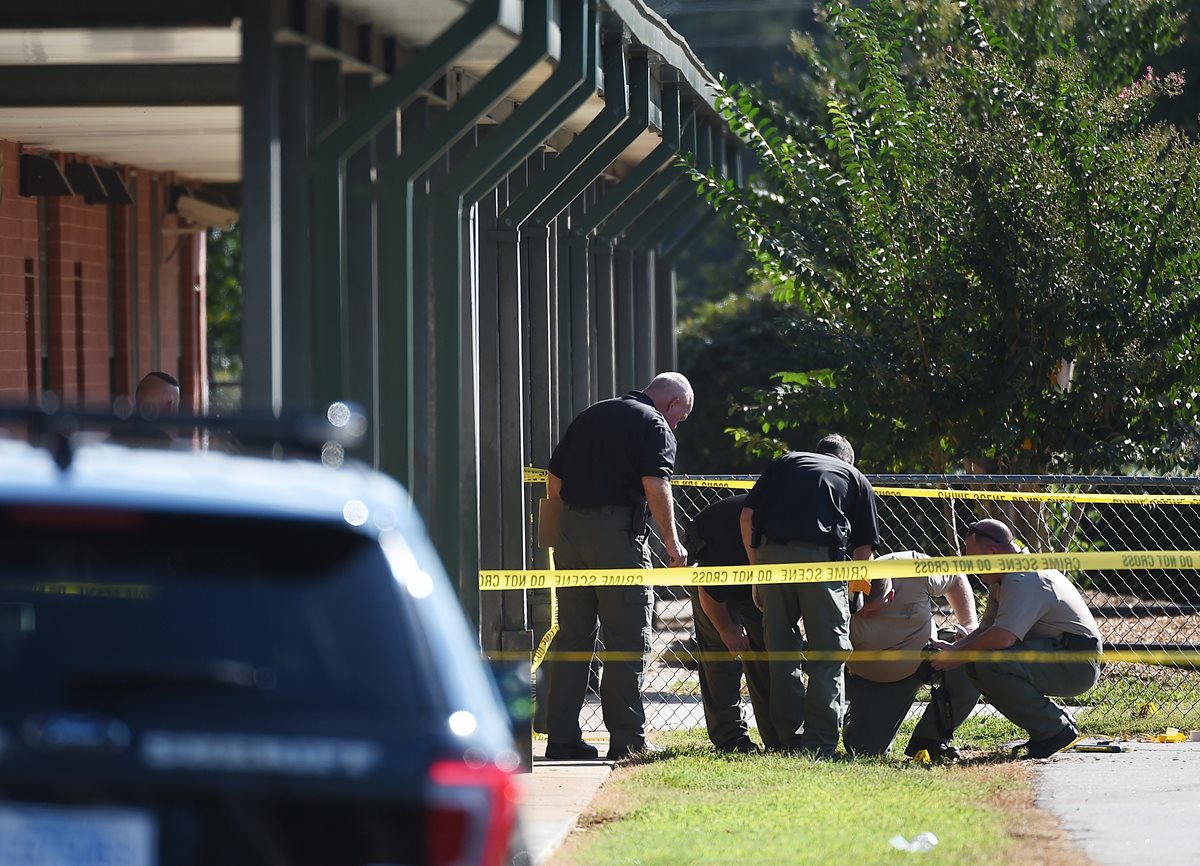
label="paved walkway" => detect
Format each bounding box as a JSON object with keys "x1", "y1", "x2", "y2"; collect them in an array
[
  {"x1": 515, "y1": 738, "x2": 612, "y2": 865},
  {"x1": 1036, "y1": 740, "x2": 1200, "y2": 866}
]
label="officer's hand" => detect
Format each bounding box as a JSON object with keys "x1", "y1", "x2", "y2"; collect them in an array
[
  {"x1": 720, "y1": 626, "x2": 751, "y2": 655},
  {"x1": 667, "y1": 542, "x2": 688, "y2": 568}
]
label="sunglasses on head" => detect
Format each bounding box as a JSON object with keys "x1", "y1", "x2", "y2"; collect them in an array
[{"x1": 967, "y1": 523, "x2": 1009, "y2": 545}]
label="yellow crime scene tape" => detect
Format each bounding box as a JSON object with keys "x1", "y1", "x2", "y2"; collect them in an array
[
  {"x1": 523, "y1": 466, "x2": 1200, "y2": 504},
  {"x1": 486, "y1": 647, "x2": 1200, "y2": 665},
  {"x1": 480, "y1": 549, "x2": 1200, "y2": 590},
  {"x1": 515, "y1": 467, "x2": 1200, "y2": 669}
]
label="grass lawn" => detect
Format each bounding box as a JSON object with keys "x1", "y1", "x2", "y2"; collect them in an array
[{"x1": 548, "y1": 718, "x2": 1094, "y2": 866}]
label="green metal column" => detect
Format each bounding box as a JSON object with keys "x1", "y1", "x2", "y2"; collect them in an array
[
  {"x1": 240, "y1": 0, "x2": 284, "y2": 414},
  {"x1": 632, "y1": 246, "x2": 654, "y2": 385},
  {"x1": 311, "y1": 0, "x2": 505, "y2": 477},
  {"x1": 376, "y1": 1, "x2": 551, "y2": 501},
  {"x1": 613, "y1": 245, "x2": 635, "y2": 392},
  {"x1": 279, "y1": 45, "x2": 314, "y2": 408},
  {"x1": 343, "y1": 72, "x2": 380, "y2": 466},
  {"x1": 431, "y1": 0, "x2": 585, "y2": 620},
  {"x1": 654, "y1": 252, "x2": 677, "y2": 372},
  {"x1": 592, "y1": 218, "x2": 617, "y2": 399}
]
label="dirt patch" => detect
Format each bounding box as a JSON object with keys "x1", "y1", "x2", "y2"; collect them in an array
[{"x1": 960, "y1": 761, "x2": 1098, "y2": 866}]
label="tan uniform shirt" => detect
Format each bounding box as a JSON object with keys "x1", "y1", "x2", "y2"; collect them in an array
[
  {"x1": 849, "y1": 551, "x2": 957, "y2": 683},
  {"x1": 980, "y1": 569, "x2": 1102, "y2": 646}
]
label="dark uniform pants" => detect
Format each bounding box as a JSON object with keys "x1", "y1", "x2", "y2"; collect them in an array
[
  {"x1": 843, "y1": 667, "x2": 980, "y2": 756},
  {"x1": 756, "y1": 540, "x2": 848, "y2": 754},
  {"x1": 966, "y1": 637, "x2": 1100, "y2": 741},
  {"x1": 545, "y1": 506, "x2": 653, "y2": 752},
  {"x1": 689, "y1": 588, "x2": 779, "y2": 750}
]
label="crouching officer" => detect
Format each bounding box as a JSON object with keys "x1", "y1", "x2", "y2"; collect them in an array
[
  {"x1": 843, "y1": 551, "x2": 980, "y2": 760},
  {"x1": 685, "y1": 493, "x2": 778, "y2": 754},
  {"x1": 931, "y1": 519, "x2": 1103, "y2": 758}
]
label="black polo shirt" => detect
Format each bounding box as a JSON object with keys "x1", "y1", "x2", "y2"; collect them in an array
[
  {"x1": 548, "y1": 391, "x2": 676, "y2": 507},
  {"x1": 686, "y1": 493, "x2": 753, "y2": 605},
  {"x1": 744, "y1": 451, "x2": 880, "y2": 552}
]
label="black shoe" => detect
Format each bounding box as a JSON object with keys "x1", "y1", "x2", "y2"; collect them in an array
[
  {"x1": 904, "y1": 738, "x2": 960, "y2": 763},
  {"x1": 716, "y1": 737, "x2": 761, "y2": 755},
  {"x1": 545, "y1": 740, "x2": 599, "y2": 761},
  {"x1": 607, "y1": 741, "x2": 663, "y2": 760},
  {"x1": 1026, "y1": 723, "x2": 1079, "y2": 759}
]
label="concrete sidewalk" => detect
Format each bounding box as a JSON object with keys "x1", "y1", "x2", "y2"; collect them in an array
[
  {"x1": 515, "y1": 738, "x2": 612, "y2": 865},
  {"x1": 1036, "y1": 740, "x2": 1200, "y2": 866}
]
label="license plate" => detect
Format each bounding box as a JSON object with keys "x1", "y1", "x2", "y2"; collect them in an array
[{"x1": 0, "y1": 803, "x2": 156, "y2": 866}]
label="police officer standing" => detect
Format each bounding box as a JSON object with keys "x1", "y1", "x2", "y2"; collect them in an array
[
  {"x1": 543, "y1": 373, "x2": 694, "y2": 761},
  {"x1": 740, "y1": 434, "x2": 886, "y2": 757},
  {"x1": 931, "y1": 519, "x2": 1103, "y2": 758},
  {"x1": 685, "y1": 493, "x2": 778, "y2": 754}
]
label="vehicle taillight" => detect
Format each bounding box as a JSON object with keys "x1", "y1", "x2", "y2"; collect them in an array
[{"x1": 425, "y1": 759, "x2": 520, "y2": 866}]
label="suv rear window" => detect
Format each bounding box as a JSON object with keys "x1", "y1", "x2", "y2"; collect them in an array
[{"x1": 0, "y1": 508, "x2": 426, "y2": 716}]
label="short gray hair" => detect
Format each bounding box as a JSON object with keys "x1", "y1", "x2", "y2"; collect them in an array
[{"x1": 815, "y1": 434, "x2": 855, "y2": 465}]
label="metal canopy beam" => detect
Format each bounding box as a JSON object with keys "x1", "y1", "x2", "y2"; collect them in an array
[
  {"x1": 633, "y1": 118, "x2": 716, "y2": 251},
  {"x1": 596, "y1": 102, "x2": 697, "y2": 243},
  {"x1": 0, "y1": 65, "x2": 240, "y2": 107},
  {"x1": 0, "y1": 0, "x2": 238, "y2": 27},
  {"x1": 570, "y1": 83, "x2": 681, "y2": 239},
  {"x1": 526, "y1": 49, "x2": 651, "y2": 228},
  {"x1": 496, "y1": 29, "x2": 622, "y2": 231},
  {"x1": 464, "y1": 0, "x2": 599, "y2": 206},
  {"x1": 661, "y1": 134, "x2": 738, "y2": 259}
]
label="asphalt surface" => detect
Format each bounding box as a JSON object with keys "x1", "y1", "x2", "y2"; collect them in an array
[{"x1": 1036, "y1": 740, "x2": 1200, "y2": 866}]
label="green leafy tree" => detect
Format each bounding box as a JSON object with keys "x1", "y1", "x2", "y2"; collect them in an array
[{"x1": 691, "y1": 0, "x2": 1200, "y2": 475}]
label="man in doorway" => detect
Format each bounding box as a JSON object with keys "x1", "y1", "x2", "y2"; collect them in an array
[{"x1": 135, "y1": 371, "x2": 181, "y2": 418}]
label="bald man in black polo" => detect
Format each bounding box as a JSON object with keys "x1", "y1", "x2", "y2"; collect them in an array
[{"x1": 543, "y1": 373, "x2": 694, "y2": 761}]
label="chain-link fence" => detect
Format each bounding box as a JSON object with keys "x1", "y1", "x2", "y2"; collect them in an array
[{"x1": 537, "y1": 474, "x2": 1200, "y2": 739}]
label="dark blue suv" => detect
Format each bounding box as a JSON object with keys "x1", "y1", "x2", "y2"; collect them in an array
[{"x1": 0, "y1": 411, "x2": 528, "y2": 866}]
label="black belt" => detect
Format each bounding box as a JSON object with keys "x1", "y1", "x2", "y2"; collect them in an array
[
  {"x1": 1060, "y1": 632, "x2": 1101, "y2": 652},
  {"x1": 761, "y1": 536, "x2": 825, "y2": 547},
  {"x1": 566, "y1": 503, "x2": 635, "y2": 514}
]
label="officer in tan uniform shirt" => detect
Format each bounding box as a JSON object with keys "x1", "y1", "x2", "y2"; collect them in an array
[
  {"x1": 931, "y1": 519, "x2": 1102, "y2": 758},
  {"x1": 843, "y1": 551, "x2": 979, "y2": 759}
]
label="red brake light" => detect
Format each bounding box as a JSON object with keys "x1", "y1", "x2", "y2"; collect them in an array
[
  {"x1": 5, "y1": 505, "x2": 145, "y2": 530},
  {"x1": 426, "y1": 759, "x2": 521, "y2": 866}
]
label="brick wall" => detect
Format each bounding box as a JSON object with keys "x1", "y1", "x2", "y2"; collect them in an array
[
  {"x1": 0, "y1": 141, "x2": 40, "y2": 399},
  {"x1": 0, "y1": 141, "x2": 206, "y2": 409}
]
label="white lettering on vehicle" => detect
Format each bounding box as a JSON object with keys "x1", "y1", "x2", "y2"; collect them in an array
[{"x1": 140, "y1": 732, "x2": 383, "y2": 777}]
